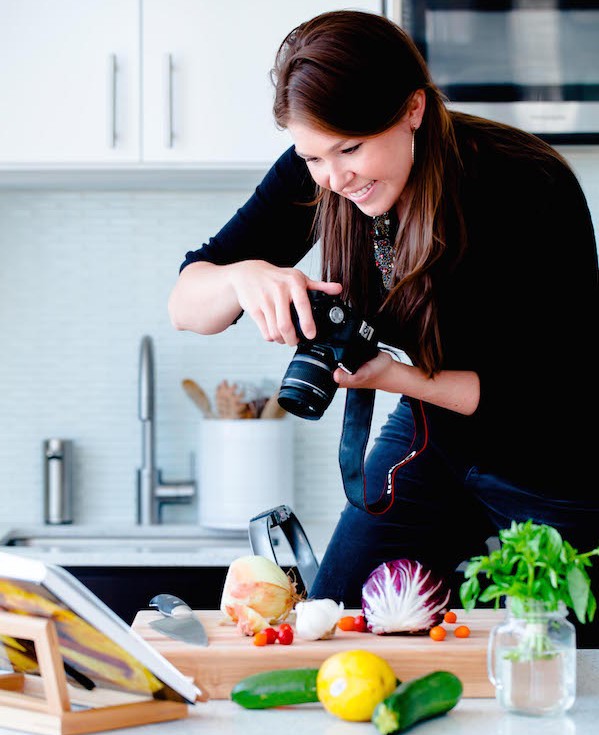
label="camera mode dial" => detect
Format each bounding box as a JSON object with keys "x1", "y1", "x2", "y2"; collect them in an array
[{"x1": 328, "y1": 306, "x2": 345, "y2": 324}]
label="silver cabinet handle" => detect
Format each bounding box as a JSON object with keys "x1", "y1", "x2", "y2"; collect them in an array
[
  {"x1": 163, "y1": 53, "x2": 173, "y2": 148},
  {"x1": 107, "y1": 54, "x2": 117, "y2": 148}
]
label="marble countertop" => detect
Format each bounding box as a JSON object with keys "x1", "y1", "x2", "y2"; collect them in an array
[
  {"x1": 0, "y1": 522, "x2": 332, "y2": 567},
  {"x1": 1, "y1": 652, "x2": 597, "y2": 735}
]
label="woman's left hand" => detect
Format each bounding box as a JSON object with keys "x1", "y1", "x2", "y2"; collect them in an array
[
  {"x1": 334, "y1": 350, "x2": 481, "y2": 415},
  {"x1": 333, "y1": 351, "x2": 395, "y2": 390}
]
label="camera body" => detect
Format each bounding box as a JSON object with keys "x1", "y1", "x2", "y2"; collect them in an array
[{"x1": 277, "y1": 291, "x2": 379, "y2": 420}]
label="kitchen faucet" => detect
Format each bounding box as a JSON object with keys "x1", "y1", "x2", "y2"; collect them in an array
[{"x1": 137, "y1": 335, "x2": 196, "y2": 524}]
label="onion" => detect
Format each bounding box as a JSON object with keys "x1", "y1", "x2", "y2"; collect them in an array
[
  {"x1": 220, "y1": 555, "x2": 299, "y2": 635},
  {"x1": 362, "y1": 559, "x2": 451, "y2": 634}
]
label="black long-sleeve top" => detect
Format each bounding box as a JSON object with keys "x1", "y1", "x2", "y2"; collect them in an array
[{"x1": 181, "y1": 118, "x2": 599, "y2": 500}]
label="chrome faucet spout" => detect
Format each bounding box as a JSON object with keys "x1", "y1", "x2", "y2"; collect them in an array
[
  {"x1": 136, "y1": 334, "x2": 196, "y2": 524},
  {"x1": 139, "y1": 335, "x2": 155, "y2": 424},
  {"x1": 137, "y1": 335, "x2": 158, "y2": 524}
]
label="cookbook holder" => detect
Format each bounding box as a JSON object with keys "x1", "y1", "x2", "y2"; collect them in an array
[
  {"x1": 0, "y1": 611, "x2": 189, "y2": 734},
  {"x1": 248, "y1": 504, "x2": 319, "y2": 594}
]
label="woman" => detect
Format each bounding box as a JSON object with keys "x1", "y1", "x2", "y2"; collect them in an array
[{"x1": 169, "y1": 12, "x2": 599, "y2": 643}]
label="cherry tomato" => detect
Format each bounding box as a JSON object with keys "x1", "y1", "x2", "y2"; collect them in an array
[
  {"x1": 444, "y1": 611, "x2": 458, "y2": 624},
  {"x1": 278, "y1": 623, "x2": 293, "y2": 635},
  {"x1": 253, "y1": 631, "x2": 268, "y2": 646},
  {"x1": 263, "y1": 627, "x2": 278, "y2": 644},
  {"x1": 353, "y1": 614, "x2": 368, "y2": 633},
  {"x1": 429, "y1": 625, "x2": 447, "y2": 642},
  {"x1": 454, "y1": 625, "x2": 471, "y2": 639},
  {"x1": 337, "y1": 616, "x2": 357, "y2": 632},
  {"x1": 277, "y1": 626, "x2": 294, "y2": 645}
]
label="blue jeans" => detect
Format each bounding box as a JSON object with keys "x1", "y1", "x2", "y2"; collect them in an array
[{"x1": 310, "y1": 397, "x2": 599, "y2": 647}]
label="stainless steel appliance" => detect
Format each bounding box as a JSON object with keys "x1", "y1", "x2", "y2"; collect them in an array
[
  {"x1": 397, "y1": 0, "x2": 599, "y2": 142},
  {"x1": 43, "y1": 438, "x2": 73, "y2": 525}
]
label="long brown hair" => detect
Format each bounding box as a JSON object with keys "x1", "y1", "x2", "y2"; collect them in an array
[{"x1": 272, "y1": 10, "x2": 566, "y2": 375}]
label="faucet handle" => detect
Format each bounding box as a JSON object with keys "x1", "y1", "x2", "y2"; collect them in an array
[
  {"x1": 155, "y1": 453, "x2": 197, "y2": 503},
  {"x1": 155, "y1": 480, "x2": 196, "y2": 500}
]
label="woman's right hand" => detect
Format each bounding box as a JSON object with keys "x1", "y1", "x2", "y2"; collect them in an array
[{"x1": 227, "y1": 260, "x2": 342, "y2": 345}]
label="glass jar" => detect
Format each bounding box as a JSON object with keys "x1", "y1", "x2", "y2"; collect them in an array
[{"x1": 487, "y1": 598, "x2": 576, "y2": 716}]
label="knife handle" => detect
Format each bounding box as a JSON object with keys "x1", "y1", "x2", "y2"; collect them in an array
[{"x1": 149, "y1": 593, "x2": 193, "y2": 617}]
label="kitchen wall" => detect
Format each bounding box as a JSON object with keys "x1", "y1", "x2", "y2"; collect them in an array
[{"x1": 1, "y1": 145, "x2": 598, "y2": 530}]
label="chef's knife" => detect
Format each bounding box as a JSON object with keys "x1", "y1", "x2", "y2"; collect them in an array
[{"x1": 148, "y1": 594, "x2": 208, "y2": 646}]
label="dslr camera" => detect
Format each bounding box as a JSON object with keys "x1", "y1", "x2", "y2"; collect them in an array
[{"x1": 277, "y1": 291, "x2": 379, "y2": 420}]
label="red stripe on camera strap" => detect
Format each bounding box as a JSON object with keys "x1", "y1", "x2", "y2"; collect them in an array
[{"x1": 339, "y1": 389, "x2": 428, "y2": 515}]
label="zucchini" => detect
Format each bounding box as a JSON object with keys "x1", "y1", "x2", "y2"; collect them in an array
[
  {"x1": 231, "y1": 667, "x2": 319, "y2": 709},
  {"x1": 372, "y1": 670, "x2": 463, "y2": 734}
]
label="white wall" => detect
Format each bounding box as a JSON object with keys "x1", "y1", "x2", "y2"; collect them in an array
[{"x1": 0, "y1": 146, "x2": 597, "y2": 529}]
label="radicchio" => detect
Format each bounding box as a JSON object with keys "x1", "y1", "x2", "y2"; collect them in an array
[{"x1": 362, "y1": 559, "x2": 451, "y2": 634}]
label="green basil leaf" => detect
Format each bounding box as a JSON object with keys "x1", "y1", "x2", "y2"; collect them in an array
[
  {"x1": 459, "y1": 576, "x2": 480, "y2": 608},
  {"x1": 588, "y1": 593, "x2": 597, "y2": 623},
  {"x1": 567, "y1": 565, "x2": 590, "y2": 623},
  {"x1": 543, "y1": 526, "x2": 563, "y2": 564},
  {"x1": 478, "y1": 585, "x2": 502, "y2": 603}
]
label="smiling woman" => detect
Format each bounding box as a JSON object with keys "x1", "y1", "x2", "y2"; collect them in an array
[
  {"x1": 287, "y1": 107, "x2": 421, "y2": 218},
  {"x1": 168, "y1": 9, "x2": 599, "y2": 647}
]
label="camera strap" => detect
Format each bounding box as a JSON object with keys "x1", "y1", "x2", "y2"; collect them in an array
[{"x1": 339, "y1": 389, "x2": 428, "y2": 515}]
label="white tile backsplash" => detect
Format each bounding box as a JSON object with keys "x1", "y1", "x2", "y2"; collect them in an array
[{"x1": 0, "y1": 145, "x2": 597, "y2": 530}]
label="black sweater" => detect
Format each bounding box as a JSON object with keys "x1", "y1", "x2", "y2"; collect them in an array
[{"x1": 181, "y1": 120, "x2": 599, "y2": 499}]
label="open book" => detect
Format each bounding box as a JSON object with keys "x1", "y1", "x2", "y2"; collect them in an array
[{"x1": 0, "y1": 552, "x2": 203, "y2": 704}]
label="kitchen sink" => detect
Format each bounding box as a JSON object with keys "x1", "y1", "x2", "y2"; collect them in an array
[{"x1": 5, "y1": 534, "x2": 247, "y2": 553}]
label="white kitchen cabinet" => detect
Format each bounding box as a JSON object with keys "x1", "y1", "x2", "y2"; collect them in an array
[
  {"x1": 0, "y1": 0, "x2": 140, "y2": 164},
  {"x1": 142, "y1": 0, "x2": 383, "y2": 165},
  {"x1": 0, "y1": 0, "x2": 381, "y2": 169}
]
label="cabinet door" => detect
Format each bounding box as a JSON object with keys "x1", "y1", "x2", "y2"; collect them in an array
[
  {"x1": 142, "y1": 1, "x2": 382, "y2": 166},
  {"x1": 0, "y1": 0, "x2": 139, "y2": 164}
]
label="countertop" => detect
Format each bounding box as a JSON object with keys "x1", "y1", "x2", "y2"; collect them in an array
[
  {"x1": 0, "y1": 522, "x2": 332, "y2": 567},
  {"x1": 0, "y1": 652, "x2": 597, "y2": 735}
]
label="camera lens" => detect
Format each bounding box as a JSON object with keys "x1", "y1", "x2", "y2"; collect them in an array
[{"x1": 278, "y1": 345, "x2": 338, "y2": 420}]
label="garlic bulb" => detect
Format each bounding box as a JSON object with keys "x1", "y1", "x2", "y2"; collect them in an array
[{"x1": 295, "y1": 598, "x2": 344, "y2": 640}]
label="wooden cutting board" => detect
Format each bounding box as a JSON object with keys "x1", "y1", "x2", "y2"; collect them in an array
[{"x1": 132, "y1": 608, "x2": 503, "y2": 699}]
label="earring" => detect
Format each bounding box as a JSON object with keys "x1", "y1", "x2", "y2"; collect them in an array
[{"x1": 411, "y1": 125, "x2": 416, "y2": 165}]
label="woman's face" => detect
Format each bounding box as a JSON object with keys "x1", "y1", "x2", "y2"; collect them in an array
[{"x1": 288, "y1": 91, "x2": 425, "y2": 218}]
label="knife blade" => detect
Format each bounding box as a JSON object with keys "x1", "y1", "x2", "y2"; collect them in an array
[{"x1": 148, "y1": 594, "x2": 209, "y2": 646}]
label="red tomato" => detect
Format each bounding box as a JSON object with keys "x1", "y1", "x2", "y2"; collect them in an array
[
  {"x1": 353, "y1": 614, "x2": 368, "y2": 632},
  {"x1": 263, "y1": 627, "x2": 278, "y2": 644},
  {"x1": 278, "y1": 623, "x2": 293, "y2": 635},
  {"x1": 277, "y1": 626, "x2": 294, "y2": 645}
]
